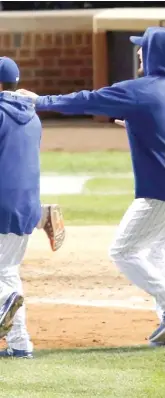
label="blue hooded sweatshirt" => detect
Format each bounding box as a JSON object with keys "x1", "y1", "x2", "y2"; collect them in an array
[
  {"x1": 36, "y1": 27, "x2": 165, "y2": 201},
  {"x1": 0, "y1": 92, "x2": 41, "y2": 235}
]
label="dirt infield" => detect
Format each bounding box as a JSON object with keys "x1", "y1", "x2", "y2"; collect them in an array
[
  {"x1": 0, "y1": 226, "x2": 158, "y2": 350},
  {"x1": 40, "y1": 120, "x2": 129, "y2": 151}
]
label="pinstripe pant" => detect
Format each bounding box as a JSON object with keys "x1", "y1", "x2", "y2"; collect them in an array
[
  {"x1": 109, "y1": 198, "x2": 165, "y2": 318},
  {"x1": 0, "y1": 205, "x2": 48, "y2": 352},
  {"x1": 0, "y1": 234, "x2": 31, "y2": 351}
]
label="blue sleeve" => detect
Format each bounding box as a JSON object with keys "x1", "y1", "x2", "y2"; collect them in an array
[{"x1": 36, "y1": 82, "x2": 137, "y2": 119}]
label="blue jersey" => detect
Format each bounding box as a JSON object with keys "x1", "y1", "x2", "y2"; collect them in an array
[{"x1": 0, "y1": 92, "x2": 41, "y2": 235}]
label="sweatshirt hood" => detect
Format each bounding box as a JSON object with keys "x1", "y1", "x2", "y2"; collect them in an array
[
  {"x1": 0, "y1": 91, "x2": 35, "y2": 124},
  {"x1": 141, "y1": 27, "x2": 165, "y2": 76}
]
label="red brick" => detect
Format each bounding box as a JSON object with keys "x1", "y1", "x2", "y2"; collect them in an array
[
  {"x1": 65, "y1": 68, "x2": 77, "y2": 78},
  {"x1": 36, "y1": 69, "x2": 61, "y2": 78},
  {"x1": 19, "y1": 49, "x2": 31, "y2": 58},
  {"x1": 39, "y1": 88, "x2": 60, "y2": 96},
  {"x1": 84, "y1": 33, "x2": 92, "y2": 46},
  {"x1": 57, "y1": 79, "x2": 73, "y2": 87},
  {"x1": 17, "y1": 81, "x2": 31, "y2": 89},
  {"x1": 62, "y1": 88, "x2": 73, "y2": 94},
  {"x1": 0, "y1": 50, "x2": 16, "y2": 57},
  {"x1": 34, "y1": 34, "x2": 43, "y2": 47},
  {"x1": 54, "y1": 33, "x2": 63, "y2": 47},
  {"x1": 18, "y1": 59, "x2": 40, "y2": 68},
  {"x1": 64, "y1": 33, "x2": 73, "y2": 46},
  {"x1": 42, "y1": 58, "x2": 55, "y2": 67},
  {"x1": 36, "y1": 48, "x2": 61, "y2": 57},
  {"x1": 23, "y1": 33, "x2": 32, "y2": 47},
  {"x1": 74, "y1": 33, "x2": 83, "y2": 46},
  {"x1": 85, "y1": 58, "x2": 93, "y2": 67},
  {"x1": 58, "y1": 79, "x2": 84, "y2": 87},
  {"x1": 79, "y1": 67, "x2": 92, "y2": 78},
  {"x1": 21, "y1": 69, "x2": 34, "y2": 79},
  {"x1": 64, "y1": 48, "x2": 76, "y2": 56},
  {"x1": 58, "y1": 58, "x2": 83, "y2": 67},
  {"x1": 73, "y1": 79, "x2": 85, "y2": 86},
  {"x1": 43, "y1": 78, "x2": 54, "y2": 87},
  {"x1": 86, "y1": 78, "x2": 93, "y2": 88},
  {"x1": 2, "y1": 34, "x2": 12, "y2": 48},
  {"x1": 18, "y1": 80, "x2": 40, "y2": 90},
  {"x1": 78, "y1": 47, "x2": 92, "y2": 56},
  {"x1": 44, "y1": 33, "x2": 53, "y2": 47}
]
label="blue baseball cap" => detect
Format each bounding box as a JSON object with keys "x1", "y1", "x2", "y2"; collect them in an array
[
  {"x1": 129, "y1": 35, "x2": 143, "y2": 46},
  {"x1": 0, "y1": 57, "x2": 19, "y2": 83}
]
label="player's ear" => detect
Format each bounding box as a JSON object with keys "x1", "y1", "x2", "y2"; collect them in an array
[{"x1": 115, "y1": 120, "x2": 126, "y2": 128}]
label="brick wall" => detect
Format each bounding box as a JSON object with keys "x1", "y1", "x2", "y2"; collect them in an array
[{"x1": 0, "y1": 31, "x2": 93, "y2": 95}]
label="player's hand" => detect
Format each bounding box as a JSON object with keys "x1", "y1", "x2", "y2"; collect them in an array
[
  {"x1": 115, "y1": 119, "x2": 126, "y2": 128},
  {"x1": 16, "y1": 89, "x2": 38, "y2": 102}
]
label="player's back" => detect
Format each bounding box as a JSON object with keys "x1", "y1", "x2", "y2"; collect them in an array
[
  {"x1": 0, "y1": 91, "x2": 42, "y2": 235},
  {"x1": 119, "y1": 27, "x2": 165, "y2": 201},
  {"x1": 124, "y1": 75, "x2": 165, "y2": 200}
]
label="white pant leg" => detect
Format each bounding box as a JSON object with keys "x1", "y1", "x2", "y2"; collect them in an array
[
  {"x1": 109, "y1": 198, "x2": 165, "y2": 311},
  {"x1": 0, "y1": 233, "x2": 32, "y2": 352},
  {"x1": 155, "y1": 299, "x2": 164, "y2": 321},
  {"x1": 146, "y1": 240, "x2": 165, "y2": 321}
]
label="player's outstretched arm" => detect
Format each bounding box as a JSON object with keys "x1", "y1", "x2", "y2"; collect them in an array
[{"x1": 17, "y1": 84, "x2": 136, "y2": 120}]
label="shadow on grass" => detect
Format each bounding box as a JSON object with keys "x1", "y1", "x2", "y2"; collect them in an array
[{"x1": 35, "y1": 344, "x2": 161, "y2": 358}]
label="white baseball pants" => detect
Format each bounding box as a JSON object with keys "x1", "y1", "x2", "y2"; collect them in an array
[
  {"x1": 0, "y1": 233, "x2": 31, "y2": 351},
  {"x1": 109, "y1": 198, "x2": 165, "y2": 319},
  {"x1": 0, "y1": 205, "x2": 48, "y2": 352}
]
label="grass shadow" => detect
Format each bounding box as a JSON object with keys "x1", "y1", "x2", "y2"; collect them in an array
[{"x1": 35, "y1": 344, "x2": 161, "y2": 358}]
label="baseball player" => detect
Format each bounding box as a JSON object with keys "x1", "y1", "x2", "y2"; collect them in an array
[
  {"x1": 0, "y1": 57, "x2": 65, "y2": 359},
  {"x1": 20, "y1": 27, "x2": 165, "y2": 347}
]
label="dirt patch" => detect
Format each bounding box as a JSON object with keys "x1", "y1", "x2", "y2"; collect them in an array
[
  {"x1": 41, "y1": 120, "x2": 129, "y2": 152},
  {"x1": 27, "y1": 305, "x2": 156, "y2": 349},
  {"x1": 0, "y1": 227, "x2": 158, "y2": 350}
]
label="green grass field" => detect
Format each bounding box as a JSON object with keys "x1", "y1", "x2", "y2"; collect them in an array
[
  {"x1": 40, "y1": 151, "x2": 132, "y2": 174},
  {"x1": 1, "y1": 347, "x2": 165, "y2": 397},
  {"x1": 40, "y1": 151, "x2": 133, "y2": 224},
  {"x1": 84, "y1": 177, "x2": 134, "y2": 192},
  {"x1": 41, "y1": 193, "x2": 133, "y2": 225}
]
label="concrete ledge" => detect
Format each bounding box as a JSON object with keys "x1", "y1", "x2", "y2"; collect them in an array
[
  {"x1": 94, "y1": 8, "x2": 163, "y2": 32},
  {"x1": 0, "y1": 8, "x2": 163, "y2": 33},
  {"x1": 0, "y1": 9, "x2": 102, "y2": 32}
]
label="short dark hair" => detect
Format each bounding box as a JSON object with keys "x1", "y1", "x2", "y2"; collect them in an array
[{"x1": 2, "y1": 82, "x2": 18, "y2": 91}]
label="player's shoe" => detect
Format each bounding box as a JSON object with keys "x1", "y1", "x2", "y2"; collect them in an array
[
  {"x1": 0, "y1": 348, "x2": 33, "y2": 358},
  {"x1": 149, "y1": 341, "x2": 165, "y2": 347},
  {"x1": 149, "y1": 322, "x2": 165, "y2": 345},
  {"x1": 43, "y1": 205, "x2": 65, "y2": 252},
  {"x1": 0, "y1": 292, "x2": 24, "y2": 339}
]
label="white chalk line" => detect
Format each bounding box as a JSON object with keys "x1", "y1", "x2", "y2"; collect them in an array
[
  {"x1": 40, "y1": 174, "x2": 134, "y2": 195},
  {"x1": 26, "y1": 297, "x2": 154, "y2": 311}
]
